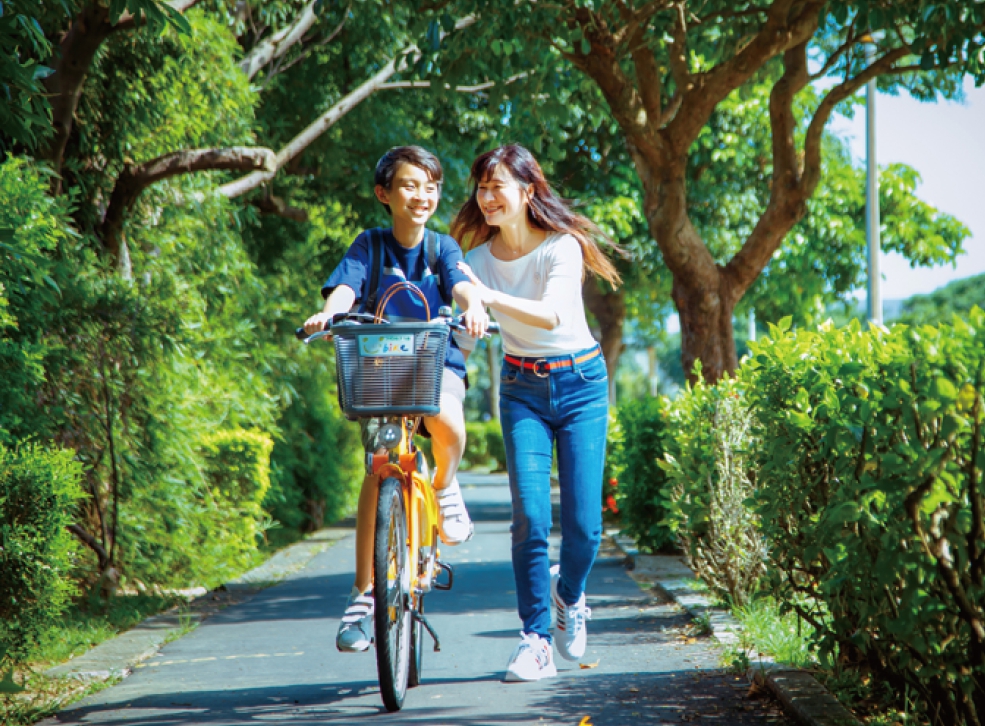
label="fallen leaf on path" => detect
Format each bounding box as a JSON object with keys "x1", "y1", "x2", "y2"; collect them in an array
[
  {"x1": 579, "y1": 660, "x2": 600, "y2": 669},
  {"x1": 747, "y1": 681, "x2": 768, "y2": 699}
]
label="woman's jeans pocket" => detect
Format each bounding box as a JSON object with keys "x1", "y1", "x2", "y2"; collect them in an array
[{"x1": 576, "y1": 354, "x2": 608, "y2": 383}]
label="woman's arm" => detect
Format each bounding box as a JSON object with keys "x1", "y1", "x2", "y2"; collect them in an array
[{"x1": 456, "y1": 261, "x2": 559, "y2": 330}]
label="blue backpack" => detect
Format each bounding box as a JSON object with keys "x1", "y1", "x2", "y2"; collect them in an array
[{"x1": 359, "y1": 228, "x2": 445, "y2": 321}]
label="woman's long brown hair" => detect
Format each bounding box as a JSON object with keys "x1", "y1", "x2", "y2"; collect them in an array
[{"x1": 450, "y1": 145, "x2": 622, "y2": 286}]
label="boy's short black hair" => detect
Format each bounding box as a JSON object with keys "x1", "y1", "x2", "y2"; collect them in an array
[{"x1": 374, "y1": 146, "x2": 444, "y2": 214}]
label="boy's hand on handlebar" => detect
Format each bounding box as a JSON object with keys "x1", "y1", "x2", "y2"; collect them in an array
[
  {"x1": 304, "y1": 311, "x2": 333, "y2": 336},
  {"x1": 461, "y1": 305, "x2": 489, "y2": 338}
]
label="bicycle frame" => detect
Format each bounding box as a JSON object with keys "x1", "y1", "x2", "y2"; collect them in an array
[{"x1": 366, "y1": 417, "x2": 440, "y2": 597}]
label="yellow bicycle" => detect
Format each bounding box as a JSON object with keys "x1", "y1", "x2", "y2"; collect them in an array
[{"x1": 297, "y1": 282, "x2": 495, "y2": 711}]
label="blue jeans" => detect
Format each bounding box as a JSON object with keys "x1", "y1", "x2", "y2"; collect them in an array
[{"x1": 499, "y1": 346, "x2": 609, "y2": 640}]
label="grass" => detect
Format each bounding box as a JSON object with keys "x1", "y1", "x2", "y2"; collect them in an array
[
  {"x1": 728, "y1": 597, "x2": 816, "y2": 669},
  {"x1": 1, "y1": 592, "x2": 188, "y2": 726}
]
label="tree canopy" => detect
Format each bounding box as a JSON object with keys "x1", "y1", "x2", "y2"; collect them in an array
[{"x1": 424, "y1": 0, "x2": 985, "y2": 380}]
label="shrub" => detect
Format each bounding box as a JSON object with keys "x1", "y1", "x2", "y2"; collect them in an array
[
  {"x1": 0, "y1": 443, "x2": 85, "y2": 662},
  {"x1": 267, "y1": 368, "x2": 362, "y2": 538},
  {"x1": 747, "y1": 315, "x2": 985, "y2": 724},
  {"x1": 202, "y1": 429, "x2": 273, "y2": 510},
  {"x1": 485, "y1": 422, "x2": 507, "y2": 472},
  {"x1": 609, "y1": 396, "x2": 673, "y2": 552},
  {"x1": 463, "y1": 422, "x2": 490, "y2": 469},
  {"x1": 661, "y1": 373, "x2": 767, "y2": 607}
]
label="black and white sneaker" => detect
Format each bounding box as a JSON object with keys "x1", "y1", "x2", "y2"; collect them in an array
[{"x1": 336, "y1": 587, "x2": 374, "y2": 652}]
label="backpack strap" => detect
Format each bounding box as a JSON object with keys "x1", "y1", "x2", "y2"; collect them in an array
[
  {"x1": 427, "y1": 229, "x2": 438, "y2": 274},
  {"x1": 362, "y1": 229, "x2": 385, "y2": 314}
]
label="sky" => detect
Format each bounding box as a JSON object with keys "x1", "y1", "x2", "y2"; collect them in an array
[
  {"x1": 829, "y1": 77, "x2": 985, "y2": 302},
  {"x1": 664, "y1": 76, "x2": 985, "y2": 335}
]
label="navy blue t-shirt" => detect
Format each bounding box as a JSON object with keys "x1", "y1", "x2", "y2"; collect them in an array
[{"x1": 322, "y1": 228, "x2": 471, "y2": 379}]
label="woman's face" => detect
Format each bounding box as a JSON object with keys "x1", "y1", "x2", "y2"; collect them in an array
[{"x1": 476, "y1": 164, "x2": 530, "y2": 227}]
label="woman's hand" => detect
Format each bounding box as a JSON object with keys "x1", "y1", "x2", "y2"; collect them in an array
[
  {"x1": 461, "y1": 304, "x2": 489, "y2": 338},
  {"x1": 457, "y1": 261, "x2": 498, "y2": 307}
]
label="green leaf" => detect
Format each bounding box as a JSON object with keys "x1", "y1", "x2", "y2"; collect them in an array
[
  {"x1": 0, "y1": 668, "x2": 25, "y2": 694},
  {"x1": 440, "y1": 13, "x2": 455, "y2": 32},
  {"x1": 827, "y1": 501, "x2": 862, "y2": 524},
  {"x1": 160, "y1": 2, "x2": 193, "y2": 35},
  {"x1": 934, "y1": 377, "x2": 957, "y2": 401},
  {"x1": 580, "y1": 38, "x2": 591, "y2": 55},
  {"x1": 43, "y1": 275, "x2": 61, "y2": 295}
]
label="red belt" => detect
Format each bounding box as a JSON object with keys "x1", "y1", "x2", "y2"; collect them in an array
[{"x1": 503, "y1": 347, "x2": 602, "y2": 378}]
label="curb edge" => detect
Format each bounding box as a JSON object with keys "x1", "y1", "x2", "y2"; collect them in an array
[{"x1": 605, "y1": 530, "x2": 861, "y2": 726}]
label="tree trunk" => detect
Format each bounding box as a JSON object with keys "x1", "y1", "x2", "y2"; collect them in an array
[
  {"x1": 43, "y1": 2, "x2": 113, "y2": 183},
  {"x1": 672, "y1": 274, "x2": 738, "y2": 383},
  {"x1": 583, "y1": 279, "x2": 625, "y2": 404},
  {"x1": 632, "y1": 150, "x2": 739, "y2": 384}
]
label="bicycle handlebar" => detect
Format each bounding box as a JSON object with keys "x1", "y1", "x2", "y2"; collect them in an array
[{"x1": 295, "y1": 313, "x2": 500, "y2": 343}]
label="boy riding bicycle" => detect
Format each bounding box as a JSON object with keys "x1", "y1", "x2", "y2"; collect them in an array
[{"x1": 303, "y1": 146, "x2": 488, "y2": 653}]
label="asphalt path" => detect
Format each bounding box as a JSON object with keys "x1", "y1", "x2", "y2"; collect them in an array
[{"x1": 45, "y1": 473, "x2": 790, "y2": 726}]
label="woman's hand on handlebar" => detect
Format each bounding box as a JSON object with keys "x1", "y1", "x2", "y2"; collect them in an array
[
  {"x1": 460, "y1": 305, "x2": 489, "y2": 339},
  {"x1": 303, "y1": 311, "x2": 333, "y2": 336}
]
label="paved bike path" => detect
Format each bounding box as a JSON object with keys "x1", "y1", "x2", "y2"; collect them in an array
[{"x1": 44, "y1": 473, "x2": 789, "y2": 726}]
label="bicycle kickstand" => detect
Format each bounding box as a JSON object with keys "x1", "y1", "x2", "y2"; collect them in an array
[{"x1": 413, "y1": 609, "x2": 442, "y2": 652}]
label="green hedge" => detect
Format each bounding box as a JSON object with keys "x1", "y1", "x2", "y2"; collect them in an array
[
  {"x1": 660, "y1": 372, "x2": 766, "y2": 607},
  {"x1": 459, "y1": 421, "x2": 507, "y2": 472},
  {"x1": 0, "y1": 444, "x2": 85, "y2": 662},
  {"x1": 202, "y1": 429, "x2": 273, "y2": 509},
  {"x1": 746, "y1": 315, "x2": 985, "y2": 723},
  {"x1": 609, "y1": 396, "x2": 673, "y2": 552}
]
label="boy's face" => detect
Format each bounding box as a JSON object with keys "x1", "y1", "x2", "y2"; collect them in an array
[{"x1": 375, "y1": 162, "x2": 440, "y2": 226}]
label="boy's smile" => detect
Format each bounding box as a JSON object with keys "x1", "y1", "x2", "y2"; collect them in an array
[{"x1": 375, "y1": 161, "x2": 440, "y2": 245}]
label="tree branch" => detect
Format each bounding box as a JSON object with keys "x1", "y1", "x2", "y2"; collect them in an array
[
  {"x1": 102, "y1": 147, "x2": 275, "y2": 267},
  {"x1": 238, "y1": 0, "x2": 348, "y2": 80},
  {"x1": 724, "y1": 41, "x2": 810, "y2": 300},
  {"x1": 253, "y1": 195, "x2": 309, "y2": 222},
  {"x1": 218, "y1": 16, "x2": 475, "y2": 199},
  {"x1": 68, "y1": 523, "x2": 110, "y2": 570},
  {"x1": 802, "y1": 45, "x2": 909, "y2": 194},
  {"x1": 378, "y1": 71, "x2": 530, "y2": 93},
  {"x1": 617, "y1": 2, "x2": 663, "y2": 126},
  {"x1": 665, "y1": 0, "x2": 823, "y2": 153},
  {"x1": 43, "y1": 0, "x2": 205, "y2": 185},
  {"x1": 218, "y1": 56, "x2": 406, "y2": 198}
]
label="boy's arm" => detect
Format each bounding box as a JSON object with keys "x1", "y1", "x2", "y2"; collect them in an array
[{"x1": 303, "y1": 285, "x2": 356, "y2": 335}]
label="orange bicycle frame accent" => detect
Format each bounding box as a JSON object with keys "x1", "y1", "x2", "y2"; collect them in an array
[{"x1": 369, "y1": 421, "x2": 439, "y2": 593}]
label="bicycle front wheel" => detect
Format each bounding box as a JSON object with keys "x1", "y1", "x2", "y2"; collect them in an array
[{"x1": 374, "y1": 476, "x2": 411, "y2": 712}]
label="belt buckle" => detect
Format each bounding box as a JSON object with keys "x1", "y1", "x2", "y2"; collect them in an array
[{"x1": 532, "y1": 358, "x2": 550, "y2": 378}]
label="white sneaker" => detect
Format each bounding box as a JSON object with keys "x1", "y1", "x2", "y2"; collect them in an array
[
  {"x1": 336, "y1": 586, "x2": 374, "y2": 652},
  {"x1": 436, "y1": 479, "x2": 474, "y2": 545},
  {"x1": 504, "y1": 632, "x2": 557, "y2": 682},
  {"x1": 551, "y1": 565, "x2": 591, "y2": 661}
]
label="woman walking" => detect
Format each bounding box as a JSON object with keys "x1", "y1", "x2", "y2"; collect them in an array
[{"x1": 452, "y1": 144, "x2": 621, "y2": 682}]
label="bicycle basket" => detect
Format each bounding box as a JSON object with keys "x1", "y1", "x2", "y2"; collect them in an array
[{"x1": 332, "y1": 321, "x2": 449, "y2": 418}]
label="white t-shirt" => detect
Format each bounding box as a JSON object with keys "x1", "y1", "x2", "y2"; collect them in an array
[{"x1": 461, "y1": 233, "x2": 598, "y2": 357}]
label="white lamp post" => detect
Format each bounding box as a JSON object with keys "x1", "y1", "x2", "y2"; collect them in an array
[{"x1": 865, "y1": 39, "x2": 882, "y2": 326}]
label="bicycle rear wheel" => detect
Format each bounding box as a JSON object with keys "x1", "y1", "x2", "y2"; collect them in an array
[{"x1": 374, "y1": 477, "x2": 411, "y2": 712}]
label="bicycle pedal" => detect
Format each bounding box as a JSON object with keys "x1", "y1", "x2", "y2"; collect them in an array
[{"x1": 433, "y1": 559, "x2": 454, "y2": 591}]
